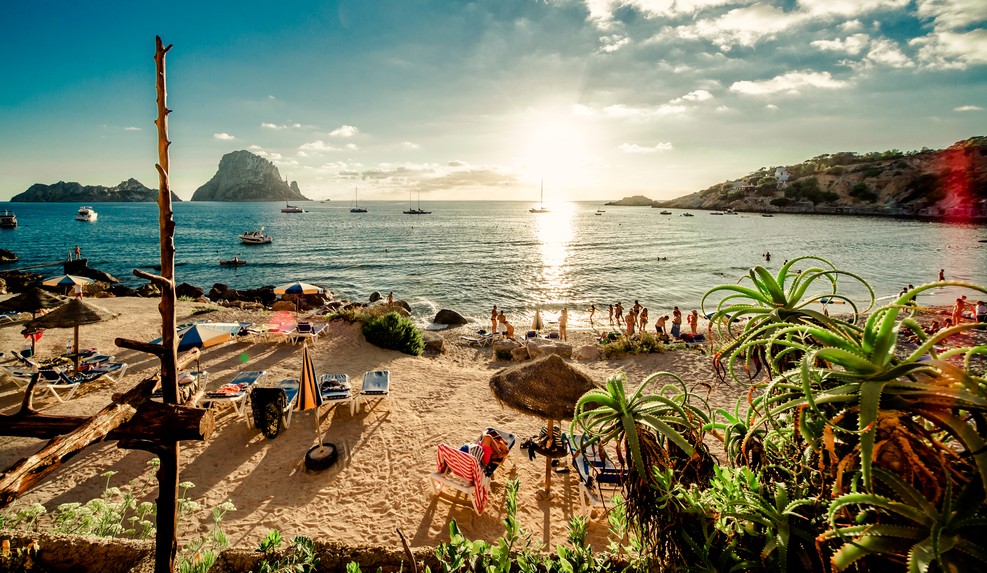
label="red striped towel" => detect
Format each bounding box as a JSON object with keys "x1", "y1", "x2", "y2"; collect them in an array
[{"x1": 436, "y1": 444, "x2": 489, "y2": 514}]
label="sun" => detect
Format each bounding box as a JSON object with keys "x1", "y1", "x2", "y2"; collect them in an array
[{"x1": 518, "y1": 115, "x2": 595, "y2": 189}]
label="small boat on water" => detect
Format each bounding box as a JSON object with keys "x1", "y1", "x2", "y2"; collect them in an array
[
  {"x1": 403, "y1": 191, "x2": 431, "y2": 215},
  {"x1": 761, "y1": 213, "x2": 774, "y2": 217},
  {"x1": 219, "y1": 257, "x2": 247, "y2": 266},
  {"x1": 0, "y1": 210, "x2": 16, "y2": 228},
  {"x1": 724, "y1": 209, "x2": 738, "y2": 215},
  {"x1": 75, "y1": 206, "x2": 98, "y2": 222},
  {"x1": 596, "y1": 209, "x2": 606, "y2": 213},
  {"x1": 529, "y1": 180, "x2": 550, "y2": 213},
  {"x1": 659, "y1": 210, "x2": 672, "y2": 215},
  {"x1": 350, "y1": 187, "x2": 367, "y2": 213},
  {"x1": 710, "y1": 211, "x2": 724, "y2": 215},
  {"x1": 239, "y1": 228, "x2": 272, "y2": 244},
  {"x1": 281, "y1": 202, "x2": 306, "y2": 213},
  {"x1": 681, "y1": 212, "x2": 694, "y2": 217}
]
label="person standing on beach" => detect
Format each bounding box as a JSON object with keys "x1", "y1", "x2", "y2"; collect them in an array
[
  {"x1": 671, "y1": 306, "x2": 682, "y2": 338},
  {"x1": 626, "y1": 307, "x2": 636, "y2": 336},
  {"x1": 498, "y1": 310, "x2": 507, "y2": 333},
  {"x1": 615, "y1": 302, "x2": 624, "y2": 326},
  {"x1": 608, "y1": 304, "x2": 614, "y2": 326},
  {"x1": 655, "y1": 315, "x2": 668, "y2": 337},
  {"x1": 559, "y1": 307, "x2": 569, "y2": 341},
  {"x1": 73, "y1": 245, "x2": 81, "y2": 260},
  {"x1": 387, "y1": 292, "x2": 394, "y2": 304},
  {"x1": 953, "y1": 297, "x2": 967, "y2": 324},
  {"x1": 504, "y1": 319, "x2": 515, "y2": 339},
  {"x1": 639, "y1": 308, "x2": 648, "y2": 333},
  {"x1": 976, "y1": 300, "x2": 986, "y2": 324},
  {"x1": 587, "y1": 304, "x2": 597, "y2": 326},
  {"x1": 939, "y1": 269, "x2": 945, "y2": 281},
  {"x1": 687, "y1": 309, "x2": 699, "y2": 335},
  {"x1": 491, "y1": 306, "x2": 498, "y2": 334}
]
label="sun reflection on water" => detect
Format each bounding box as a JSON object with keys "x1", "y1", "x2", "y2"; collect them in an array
[{"x1": 532, "y1": 202, "x2": 576, "y2": 306}]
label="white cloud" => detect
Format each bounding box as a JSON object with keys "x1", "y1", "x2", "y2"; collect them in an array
[
  {"x1": 267, "y1": 95, "x2": 277, "y2": 100},
  {"x1": 811, "y1": 33, "x2": 871, "y2": 56},
  {"x1": 618, "y1": 142, "x2": 673, "y2": 153},
  {"x1": 671, "y1": 89, "x2": 714, "y2": 103},
  {"x1": 299, "y1": 140, "x2": 342, "y2": 152},
  {"x1": 401, "y1": 141, "x2": 421, "y2": 150},
  {"x1": 682, "y1": 4, "x2": 805, "y2": 50},
  {"x1": 730, "y1": 70, "x2": 848, "y2": 95},
  {"x1": 329, "y1": 125, "x2": 360, "y2": 138},
  {"x1": 598, "y1": 34, "x2": 630, "y2": 53},
  {"x1": 913, "y1": 28, "x2": 987, "y2": 69},
  {"x1": 799, "y1": 0, "x2": 910, "y2": 17},
  {"x1": 123, "y1": 126, "x2": 142, "y2": 131},
  {"x1": 764, "y1": 104, "x2": 779, "y2": 111},
  {"x1": 248, "y1": 145, "x2": 282, "y2": 161},
  {"x1": 602, "y1": 103, "x2": 688, "y2": 118},
  {"x1": 954, "y1": 104, "x2": 984, "y2": 111},
  {"x1": 915, "y1": 0, "x2": 987, "y2": 31},
  {"x1": 863, "y1": 38, "x2": 914, "y2": 68},
  {"x1": 213, "y1": 132, "x2": 235, "y2": 140},
  {"x1": 261, "y1": 122, "x2": 302, "y2": 130}
]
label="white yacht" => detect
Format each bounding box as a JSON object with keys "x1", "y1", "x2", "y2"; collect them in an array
[{"x1": 75, "y1": 206, "x2": 98, "y2": 222}]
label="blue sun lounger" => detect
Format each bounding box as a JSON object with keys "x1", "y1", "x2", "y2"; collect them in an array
[
  {"x1": 356, "y1": 370, "x2": 390, "y2": 412},
  {"x1": 319, "y1": 373, "x2": 355, "y2": 415},
  {"x1": 201, "y1": 370, "x2": 267, "y2": 422}
]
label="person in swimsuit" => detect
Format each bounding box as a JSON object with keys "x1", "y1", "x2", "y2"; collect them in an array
[
  {"x1": 559, "y1": 307, "x2": 569, "y2": 341},
  {"x1": 491, "y1": 305, "x2": 499, "y2": 334},
  {"x1": 671, "y1": 306, "x2": 682, "y2": 338}
]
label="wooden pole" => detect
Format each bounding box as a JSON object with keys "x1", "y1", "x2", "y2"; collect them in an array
[
  {"x1": 544, "y1": 419, "x2": 553, "y2": 491},
  {"x1": 149, "y1": 35, "x2": 179, "y2": 573}
]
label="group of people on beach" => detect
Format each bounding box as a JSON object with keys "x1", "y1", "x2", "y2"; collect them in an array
[{"x1": 587, "y1": 300, "x2": 701, "y2": 341}]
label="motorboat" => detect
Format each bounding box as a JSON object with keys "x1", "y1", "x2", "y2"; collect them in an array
[
  {"x1": 761, "y1": 213, "x2": 774, "y2": 217},
  {"x1": 0, "y1": 210, "x2": 16, "y2": 228},
  {"x1": 219, "y1": 257, "x2": 247, "y2": 266},
  {"x1": 281, "y1": 201, "x2": 306, "y2": 213},
  {"x1": 681, "y1": 213, "x2": 694, "y2": 217},
  {"x1": 596, "y1": 209, "x2": 606, "y2": 213},
  {"x1": 239, "y1": 228, "x2": 272, "y2": 244},
  {"x1": 659, "y1": 210, "x2": 672, "y2": 215},
  {"x1": 710, "y1": 211, "x2": 724, "y2": 215},
  {"x1": 75, "y1": 206, "x2": 98, "y2": 222},
  {"x1": 724, "y1": 209, "x2": 738, "y2": 215}
]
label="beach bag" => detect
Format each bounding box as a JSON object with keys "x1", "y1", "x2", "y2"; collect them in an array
[{"x1": 251, "y1": 387, "x2": 287, "y2": 439}]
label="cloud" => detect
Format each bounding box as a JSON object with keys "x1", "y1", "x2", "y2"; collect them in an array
[
  {"x1": 862, "y1": 38, "x2": 914, "y2": 68},
  {"x1": 329, "y1": 125, "x2": 360, "y2": 138},
  {"x1": 618, "y1": 142, "x2": 673, "y2": 154},
  {"x1": 298, "y1": 140, "x2": 342, "y2": 152},
  {"x1": 600, "y1": 103, "x2": 688, "y2": 118},
  {"x1": 915, "y1": 0, "x2": 987, "y2": 31},
  {"x1": 261, "y1": 122, "x2": 302, "y2": 130},
  {"x1": 798, "y1": 0, "x2": 911, "y2": 18},
  {"x1": 598, "y1": 34, "x2": 630, "y2": 53},
  {"x1": 680, "y1": 4, "x2": 805, "y2": 50},
  {"x1": 213, "y1": 132, "x2": 236, "y2": 140},
  {"x1": 123, "y1": 126, "x2": 142, "y2": 131},
  {"x1": 913, "y1": 28, "x2": 987, "y2": 69},
  {"x1": 811, "y1": 33, "x2": 871, "y2": 56},
  {"x1": 671, "y1": 89, "x2": 714, "y2": 103},
  {"x1": 730, "y1": 70, "x2": 848, "y2": 95},
  {"x1": 401, "y1": 141, "x2": 420, "y2": 150},
  {"x1": 267, "y1": 95, "x2": 277, "y2": 100},
  {"x1": 764, "y1": 104, "x2": 779, "y2": 111},
  {"x1": 248, "y1": 145, "x2": 282, "y2": 161},
  {"x1": 954, "y1": 104, "x2": 984, "y2": 112}
]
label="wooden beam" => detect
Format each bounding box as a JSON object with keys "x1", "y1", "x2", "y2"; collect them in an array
[{"x1": 0, "y1": 400, "x2": 213, "y2": 442}]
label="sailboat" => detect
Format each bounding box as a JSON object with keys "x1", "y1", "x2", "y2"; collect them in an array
[
  {"x1": 403, "y1": 191, "x2": 431, "y2": 215},
  {"x1": 350, "y1": 187, "x2": 367, "y2": 213},
  {"x1": 280, "y1": 176, "x2": 307, "y2": 213},
  {"x1": 529, "y1": 179, "x2": 549, "y2": 213}
]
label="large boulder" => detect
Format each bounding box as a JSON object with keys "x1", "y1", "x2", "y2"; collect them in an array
[
  {"x1": 369, "y1": 291, "x2": 382, "y2": 303},
  {"x1": 176, "y1": 282, "x2": 204, "y2": 300},
  {"x1": 526, "y1": 338, "x2": 573, "y2": 359},
  {"x1": 109, "y1": 284, "x2": 139, "y2": 298},
  {"x1": 207, "y1": 283, "x2": 229, "y2": 301},
  {"x1": 422, "y1": 331, "x2": 444, "y2": 354},
  {"x1": 434, "y1": 308, "x2": 468, "y2": 326},
  {"x1": 0, "y1": 248, "x2": 17, "y2": 263},
  {"x1": 573, "y1": 344, "x2": 603, "y2": 361}
]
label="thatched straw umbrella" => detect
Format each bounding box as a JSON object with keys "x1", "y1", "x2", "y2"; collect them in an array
[
  {"x1": 489, "y1": 353, "x2": 600, "y2": 491},
  {"x1": 0, "y1": 287, "x2": 68, "y2": 355},
  {"x1": 25, "y1": 298, "x2": 118, "y2": 373}
]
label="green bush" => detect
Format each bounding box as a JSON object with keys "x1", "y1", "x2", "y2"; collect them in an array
[{"x1": 361, "y1": 311, "x2": 424, "y2": 355}]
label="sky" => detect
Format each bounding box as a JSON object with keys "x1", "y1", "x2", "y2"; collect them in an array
[{"x1": 0, "y1": 1, "x2": 985, "y2": 202}]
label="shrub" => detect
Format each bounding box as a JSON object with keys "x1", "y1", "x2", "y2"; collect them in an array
[
  {"x1": 361, "y1": 311, "x2": 424, "y2": 355},
  {"x1": 600, "y1": 332, "x2": 666, "y2": 358}
]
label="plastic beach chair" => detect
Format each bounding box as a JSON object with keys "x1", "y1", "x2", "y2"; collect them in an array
[
  {"x1": 251, "y1": 379, "x2": 299, "y2": 439},
  {"x1": 319, "y1": 373, "x2": 355, "y2": 416},
  {"x1": 430, "y1": 427, "x2": 517, "y2": 515},
  {"x1": 201, "y1": 370, "x2": 267, "y2": 422},
  {"x1": 36, "y1": 367, "x2": 106, "y2": 402},
  {"x1": 565, "y1": 434, "x2": 625, "y2": 516},
  {"x1": 356, "y1": 370, "x2": 390, "y2": 412},
  {"x1": 290, "y1": 322, "x2": 327, "y2": 345}
]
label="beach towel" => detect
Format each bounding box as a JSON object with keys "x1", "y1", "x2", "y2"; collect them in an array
[{"x1": 436, "y1": 443, "x2": 489, "y2": 514}]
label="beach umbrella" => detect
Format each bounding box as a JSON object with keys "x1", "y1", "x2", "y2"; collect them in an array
[
  {"x1": 489, "y1": 354, "x2": 600, "y2": 492},
  {"x1": 176, "y1": 324, "x2": 233, "y2": 352},
  {"x1": 295, "y1": 343, "x2": 334, "y2": 471},
  {"x1": 42, "y1": 274, "x2": 95, "y2": 296},
  {"x1": 274, "y1": 281, "x2": 324, "y2": 312},
  {"x1": 25, "y1": 298, "x2": 117, "y2": 373},
  {"x1": 532, "y1": 309, "x2": 544, "y2": 331},
  {"x1": 0, "y1": 288, "x2": 68, "y2": 355}
]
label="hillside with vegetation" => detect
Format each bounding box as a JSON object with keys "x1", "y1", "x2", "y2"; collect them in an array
[{"x1": 662, "y1": 136, "x2": 987, "y2": 218}]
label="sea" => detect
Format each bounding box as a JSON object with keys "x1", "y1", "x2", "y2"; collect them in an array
[{"x1": 2, "y1": 201, "x2": 986, "y2": 329}]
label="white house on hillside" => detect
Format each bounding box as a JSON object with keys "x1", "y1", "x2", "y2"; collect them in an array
[{"x1": 775, "y1": 167, "x2": 791, "y2": 188}]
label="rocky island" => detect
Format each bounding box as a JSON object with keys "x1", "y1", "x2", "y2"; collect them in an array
[
  {"x1": 604, "y1": 195, "x2": 657, "y2": 207},
  {"x1": 191, "y1": 150, "x2": 310, "y2": 202},
  {"x1": 10, "y1": 178, "x2": 178, "y2": 202},
  {"x1": 659, "y1": 136, "x2": 987, "y2": 219}
]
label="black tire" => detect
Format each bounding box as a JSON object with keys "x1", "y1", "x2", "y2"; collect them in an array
[
  {"x1": 305, "y1": 442, "x2": 339, "y2": 471},
  {"x1": 259, "y1": 402, "x2": 282, "y2": 439}
]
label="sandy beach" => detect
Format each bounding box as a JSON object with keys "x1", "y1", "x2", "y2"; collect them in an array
[{"x1": 1, "y1": 295, "x2": 771, "y2": 550}]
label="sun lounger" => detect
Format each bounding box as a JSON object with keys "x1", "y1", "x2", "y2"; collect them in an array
[
  {"x1": 290, "y1": 321, "x2": 327, "y2": 345},
  {"x1": 36, "y1": 367, "x2": 107, "y2": 402},
  {"x1": 0, "y1": 362, "x2": 35, "y2": 388},
  {"x1": 356, "y1": 370, "x2": 390, "y2": 412},
  {"x1": 565, "y1": 434, "x2": 625, "y2": 516},
  {"x1": 431, "y1": 427, "x2": 517, "y2": 515},
  {"x1": 319, "y1": 373, "x2": 355, "y2": 416},
  {"x1": 251, "y1": 379, "x2": 299, "y2": 439},
  {"x1": 0, "y1": 312, "x2": 22, "y2": 324},
  {"x1": 80, "y1": 361, "x2": 129, "y2": 384},
  {"x1": 200, "y1": 370, "x2": 266, "y2": 423}
]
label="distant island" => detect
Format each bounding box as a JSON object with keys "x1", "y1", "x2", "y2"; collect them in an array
[
  {"x1": 10, "y1": 178, "x2": 179, "y2": 202},
  {"x1": 605, "y1": 195, "x2": 657, "y2": 207},
  {"x1": 191, "y1": 150, "x2": 310, "y2": 202},
  {"x1": 658, "y1": 136, "x2": 987, "y2": 219}
]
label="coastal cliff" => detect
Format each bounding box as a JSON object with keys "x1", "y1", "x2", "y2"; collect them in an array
[
  {"x1": 191, "y1": 150, "x2": 309, "y2": 202},
  {"x1": 10, "y1": 178, "x2": 179, "y2": 202},
  {"x1": 660, "y1": 136, "x2": 987, "y2": 218}
]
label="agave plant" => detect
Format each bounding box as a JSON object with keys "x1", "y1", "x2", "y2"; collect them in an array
[{"x1": 821, "y1": 468, "x2": 987, "y2": 572}]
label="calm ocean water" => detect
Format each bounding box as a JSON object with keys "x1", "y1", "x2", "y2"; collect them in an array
[{"x1": 2, "y1": 201, "x2": 986, "y2": 329}]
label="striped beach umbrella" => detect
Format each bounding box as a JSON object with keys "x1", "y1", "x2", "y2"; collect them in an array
[
  {"x1": 273, "y1": 282, "x2": 324, "y2": 295},
  {"x1": 295, "y1": 343, "x2": 329, "y2": 459},
  {"x1": 42, "y1": 274, "x2": 95, "y2": 297},
  {"x1": 176, "y1": 324, "x2": 233, "y2": 352}
]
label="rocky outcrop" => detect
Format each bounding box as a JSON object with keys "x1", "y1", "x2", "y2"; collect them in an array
[
  {"x1": 0, "y1": 248, "x2": 17, "y2": 264},
  {"x1": 605, "y1": 195, "x2": 658, "y2": 207},
  {"x1": 191, "y1": 150, "x2": 310, "y2": 202},
  {"x1": 433, "y1": 309, "x2": 469, "y2": 326},
  {"x1": 661, "y1": 136, "x2": 987, "y2": 218},
  {"x1": 10, "y1": 178, "x2": 179, "y2": 202}
]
